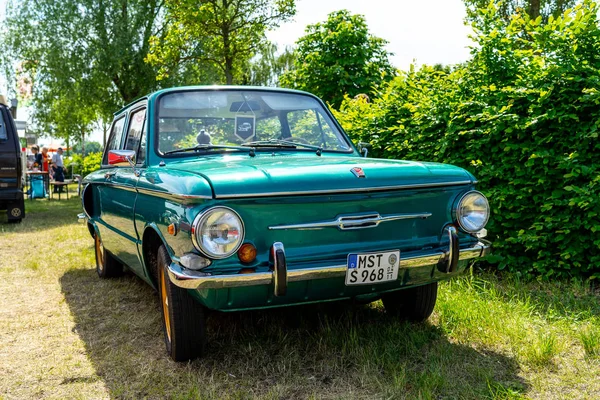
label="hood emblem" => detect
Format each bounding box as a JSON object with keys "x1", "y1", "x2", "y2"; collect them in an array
[{"x1": 351, "y1": 167, "x2": 366, "y2": 178}]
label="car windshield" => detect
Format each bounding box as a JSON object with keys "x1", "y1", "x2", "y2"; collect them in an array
[{"x1": 157, "y1": 90, "x2": 352, "y2": 155}]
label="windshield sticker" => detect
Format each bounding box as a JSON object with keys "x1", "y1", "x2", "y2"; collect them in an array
[{"x1": 235, "y1": 115, "x2": 256, "y2": 142}]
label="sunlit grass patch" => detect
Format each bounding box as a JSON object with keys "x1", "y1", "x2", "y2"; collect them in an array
[
  {"x1": 580, "y1": 325, "x2": 600, "y2": 358},
  {"x1": 487, "y1": 380, "x2": 528, "y2": 400},
  {"x1": 521, "y1": 331, "x2": 559, "y2": 367}
]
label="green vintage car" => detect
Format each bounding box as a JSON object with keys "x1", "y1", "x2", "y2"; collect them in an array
[{"x1": 80, "y1": 86, "x2": 491, "y2": 361}]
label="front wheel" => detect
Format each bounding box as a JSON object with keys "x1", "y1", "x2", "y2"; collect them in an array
[
  {"x1": 157, "y1": 245, "x2": 207, "y2": 361},
  {"x1": 382, "y1": 282, "x2": 438, "y2": 322}
]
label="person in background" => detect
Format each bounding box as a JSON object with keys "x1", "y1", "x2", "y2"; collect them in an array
[
  {"x1": 51, "y1": 147, "x2": 65, "y2": 192},
  {"x1": 41, "y1": 147, "x2": 50, "y2": 192},
  {"x1": 41, "y1": 147, "x2": 49, "y2": 173},
  {"x1": 31, "y1": 145, "x2": 42, "y2": 170}
]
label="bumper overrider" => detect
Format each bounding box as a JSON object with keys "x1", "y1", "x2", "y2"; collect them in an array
[{"x1": 168, "y1": 227, "x2": 492, "y2": 293}]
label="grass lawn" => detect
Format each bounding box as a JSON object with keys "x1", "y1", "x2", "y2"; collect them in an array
[{"x1": 1, "y1": 195, "x2": 599, "y2": 399}]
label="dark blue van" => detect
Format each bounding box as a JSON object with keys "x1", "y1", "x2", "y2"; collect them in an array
[{"x1": 0, "y1": 97, "x2": 24, "y2": 222}]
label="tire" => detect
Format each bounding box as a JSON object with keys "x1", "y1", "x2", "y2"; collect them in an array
[
  {"x1": 382, "y1": 282, "x2": 438, "y2": 322},
  {"x1": 157, "y1": 245, "x2": 207, "y2": 361},
  {"x1": 94, "y1": 233, "x2": 123, "y2": 278}
]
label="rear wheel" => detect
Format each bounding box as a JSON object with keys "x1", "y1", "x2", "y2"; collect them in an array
[
  {"x1": 157, "y1": 245, "x2": 207, "y2": 361},
  {"x1": 94, "y1": 233, "x2": 123, "y2": 278},
  {"x1": 382, "y1": 282, "x2": 438, "y2": 322}
]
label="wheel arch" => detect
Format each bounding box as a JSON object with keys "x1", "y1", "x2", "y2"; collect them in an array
[{"x1": 141, "y1": 223, "x2": 170, "y2": 290}]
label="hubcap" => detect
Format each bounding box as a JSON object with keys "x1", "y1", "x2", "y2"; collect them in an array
[
  {"x1": 160, "y1": 267, "x2": 172, "y2": 343},
  {"x1": 10, "y1": 208, "x2": 21, "y2": 217}
]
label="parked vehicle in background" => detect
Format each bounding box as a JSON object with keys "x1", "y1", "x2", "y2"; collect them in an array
[
  {"x1": 0, "y1": 95, "x2": 24, "y2": 222},
  {"x1": 80, "y1": 86, "x2": 491, "y2": 361}
]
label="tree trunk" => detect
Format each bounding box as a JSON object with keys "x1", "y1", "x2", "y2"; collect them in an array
[
  {"x1": 225, "y1": 58, "x2": 234, "y2": 85},
  {"x1": 529, "y1": 0, "x2": 541, "y2": 19},
  {"x1": 222, "y1": 0, "x2": 233, "y2": 85},
  {"x1": 81, "y1": 127, "x2": 86, "y2": 156}
]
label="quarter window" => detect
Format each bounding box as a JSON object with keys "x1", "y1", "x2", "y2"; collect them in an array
[
  {"x1": 103, "y1": 117, "x2": 126, "y2": 164},
  {"x1": 137, "y1": 121, "x2": 147, "y2": 165},
  {"x1": 125, "y1": 108, "x2": 146, "y2": 164}
]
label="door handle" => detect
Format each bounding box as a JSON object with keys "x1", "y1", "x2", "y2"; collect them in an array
[{"x1": 104, "y1": 171, "x2": 117, "y2": 180}]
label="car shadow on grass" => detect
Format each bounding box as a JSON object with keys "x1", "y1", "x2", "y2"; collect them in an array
[{"x1": 60, "y1": 267, "x2": 528, "y2": 399}]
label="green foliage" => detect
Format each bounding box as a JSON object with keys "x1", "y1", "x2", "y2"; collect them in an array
[
  {"x1": 72, "y1": 141, "x2": 103, "y2": 156},
  {"x1": 336, "y1": 1, "x2": 600, "y2": 279},
  {"x1": 464, "y1": 0, "x2": 577, "y2": 22},
  {"x1": 244, "y1": 44, "x2": 296, "y2": 87},
  {"x1": 2, "y1": 0, "x2": 168, "y2": 147},
  {"x1": 82, "y1": 152, "x2": 103, "y2": 177},
  {"x1": 64, "y1": 154, "x2": 83, "y2": 178},
  {"x1": 280, "y1": 10, "x2": 395, "y2": 108},
  {"x1": 146, "y1": 0, "x2": 295, "y2": 85},
  {"x1": 64, "y1": 152, "x2": 101, "y2": 178}
]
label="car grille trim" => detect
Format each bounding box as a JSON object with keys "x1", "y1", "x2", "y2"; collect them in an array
[{"x1": 268, "y1": 212, "x2": 432, "y2": 231}]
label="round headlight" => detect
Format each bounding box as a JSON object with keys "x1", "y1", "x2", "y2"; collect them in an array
[
  {"x1": 192, "y1": 207, "x2": 245, "y2": 259},
  {"x1": 455, "y1": 191, "x2": 490, "y2": 233}
]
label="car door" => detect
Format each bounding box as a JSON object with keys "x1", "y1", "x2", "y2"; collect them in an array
[
  {"x1": 110, "y1": 105, "x2": 147, "y2": 276},
  {"x1": 97, "y1": 114, "x2": 132, "y2": 262}
]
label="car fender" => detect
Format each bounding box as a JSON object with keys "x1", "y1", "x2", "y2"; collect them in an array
[{"x1": 140, "y1": 222, "x2": 174, "y2": 289}]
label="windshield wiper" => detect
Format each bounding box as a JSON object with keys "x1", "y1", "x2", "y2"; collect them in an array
[
  {"x1": 244, "y1": 139, "x2": 322, "y2": 156},
  {"x1": 164, "y1": 144, "x2": 256, "y2": 157}
]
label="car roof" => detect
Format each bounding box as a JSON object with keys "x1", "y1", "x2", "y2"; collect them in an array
[{"x1": 114, "y1": 86, "x2": 318, "y2": 117}]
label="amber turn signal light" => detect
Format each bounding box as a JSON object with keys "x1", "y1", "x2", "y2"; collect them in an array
[
  {"x1": 237, "y1": 243, "x2": 257, "y2": 263},
  {"x1": 167, "y1": 223, "x2": 178, "y2": 236}
]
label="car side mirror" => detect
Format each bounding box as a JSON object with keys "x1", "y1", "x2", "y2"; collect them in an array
[
  {"x1": 357, "y1": 142, "x2": 371, "y2": 158},
  {"x1": 108, "y1": 150, "x2": 136, "y2": 167}
]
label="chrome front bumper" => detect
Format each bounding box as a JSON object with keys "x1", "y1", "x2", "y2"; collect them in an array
[{"x1": 167, "y1": 240, "x2": 491, "y2": 291}]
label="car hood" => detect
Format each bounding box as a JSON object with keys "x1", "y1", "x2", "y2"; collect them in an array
[{"x1": 164, "y1": 154, "x2": 475, "y2": 199}]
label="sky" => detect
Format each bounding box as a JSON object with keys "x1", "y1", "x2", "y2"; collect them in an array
[
  {"x1": 267, "y1": 0, "x2": 474, "y2": 71},
  {"x1": 7, "y1": 0, "x2": 474, "y2": 145}
]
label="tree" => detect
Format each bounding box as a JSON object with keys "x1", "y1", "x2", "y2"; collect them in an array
[
  {"x1": 335, "y1": 1, "x2": 600, "y2": 279},
  {"x1": 34, "y1": 81, "x2": 97, "y2": 156},
  {"x1": 146, "y1": 0, "x2": 296, "y2": 85},
  {"x1": 279, "y1": 10, "x2": 395, "y2": 109},
  {"x1": 243, "y1": 44, "x2": 296, "y2": 87},
  {"x1": 463, "y1": 0, "x2": 577, "y2": 22},
  {"x1": 73, "y1": 141, "x2": 103, "y2": 155},
  {"x1": 2, "y1": 0, "x2": 169, "y2": 147}
]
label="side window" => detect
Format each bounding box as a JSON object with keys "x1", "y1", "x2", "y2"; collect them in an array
[
  {"x1": 137, "y1": 121, "x2": 147, "y2": 165},
  {"x1": 103, "y1": 116, "x2": 126, "y2": 164},
  {"x1": 125, "y1": 108, "x2": 146, "y2": 164},
  {"x1": 0, "y1": 110, "x2": 7, "y2": 140}
]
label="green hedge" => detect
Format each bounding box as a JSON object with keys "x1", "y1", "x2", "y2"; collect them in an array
[
  {"x1": 64, "y1": 152, "x2": 102, "y2": 178},
  {"x1": 335, "y1": 2, "x2": 600, "y2": 279}
]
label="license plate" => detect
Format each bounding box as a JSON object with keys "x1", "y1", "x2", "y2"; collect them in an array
[{"x1": 345, "y1": 250, "x2": 400, "y2": 285}]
